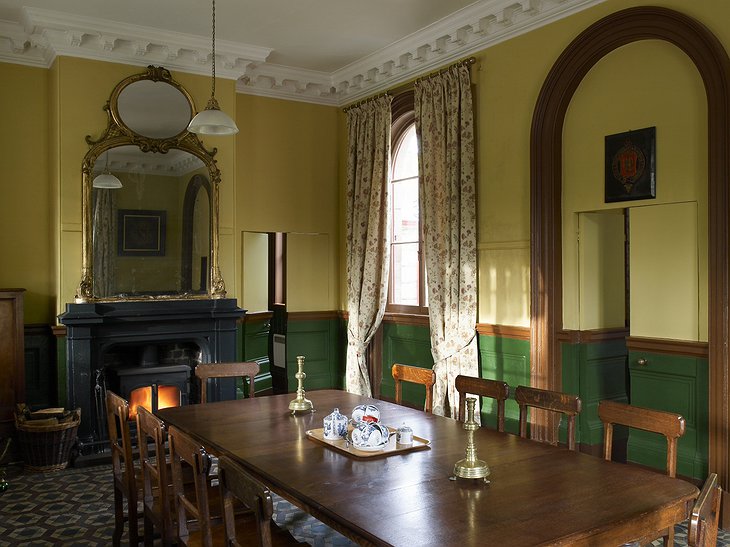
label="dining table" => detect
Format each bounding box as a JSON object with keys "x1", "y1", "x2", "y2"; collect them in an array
[{"x1": 156, "y1": 389, "x2": 698, "y2": 546}]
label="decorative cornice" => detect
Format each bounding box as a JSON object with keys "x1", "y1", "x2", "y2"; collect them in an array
[{"x1": 0, "y1": 0, "x2": 606, "y2": 106}]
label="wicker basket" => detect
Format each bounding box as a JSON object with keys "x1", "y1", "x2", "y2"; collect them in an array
[{"x1": 14, "y1": 408, "x2": 81, "y2": 473}]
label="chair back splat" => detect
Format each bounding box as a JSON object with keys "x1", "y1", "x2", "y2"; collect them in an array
[
  {"x1": 195, "y1": 361, "x2": 259, "y2": 403},
  {"x1": 218, "y1": 455, "x2": 304, "y2": 546},
  {"x1": 688, "y1": 473, "x2": 722, "y2": 547},
  {"x1": 136, "y1": 405, "x2": 173, "y2": 546},
  {"x1": 391, "y1": 363, "x2": 436, "y2": 414},
  {"x1": 598, "y1": 400, "x2": 687, "y2": 547},
  {"x1": 455, "y1": 375, "x2": 510, "y2": 431},
  {"x1": 515, "y1": 385, "x2": 582, "y2": 451},
  {"x1": 105, "y1": 390, "x2": 142, "y2": 546},
  {"x1": 597, "y1": 400, "x2": 685, "y2": 477}
]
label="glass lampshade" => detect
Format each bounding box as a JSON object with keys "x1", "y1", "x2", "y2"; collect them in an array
[{"x1": 92, "y1": 170, "x2": 122, "y2": 189}]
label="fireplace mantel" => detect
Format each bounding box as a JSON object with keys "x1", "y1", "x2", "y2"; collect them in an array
[{"x1": 59, "y1": 298, "x2": 245, "y2": 449}]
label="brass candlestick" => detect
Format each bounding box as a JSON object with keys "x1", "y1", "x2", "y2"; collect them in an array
[
  {"x1": 289, "y1": 355, "x2": 314, "y2": 414},
  {"x1": 450, "y1": 397, "x2": 490, "y2": 482}
]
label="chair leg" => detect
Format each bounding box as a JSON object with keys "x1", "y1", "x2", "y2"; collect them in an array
[
  {"x1": 663, "y1": 527, "x2": 675, "y2": 546},
  {"x1": 128, "y1": 497, "x2": 139, "y2": 545},
  {"x1": 112, "y1": 486, "x2": 124, "y2": 547},
  {"x1": 143, "y1": 512, "x2": 154, "y2": 547}
]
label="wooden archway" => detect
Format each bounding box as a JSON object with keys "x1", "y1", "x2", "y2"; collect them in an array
[{"x1": 530, "y1": 6, "x2": 730, "y2": 496}]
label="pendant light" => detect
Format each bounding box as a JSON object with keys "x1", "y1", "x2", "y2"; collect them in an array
[
  {"x1": 92, "y1": 152, "x2": 122, "y2": 189},
  {"x1": 188, "y1": 0, "x2": 239, "y2": 135}
]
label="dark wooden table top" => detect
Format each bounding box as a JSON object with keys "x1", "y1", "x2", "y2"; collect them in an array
[{"x1": 157, "y1": 389, "x2": 698, "y2": 547}]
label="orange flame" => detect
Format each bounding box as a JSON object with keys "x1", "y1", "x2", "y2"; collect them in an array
[{"x1": 128, "y1": 385, "x2": 180, "y2": 420}]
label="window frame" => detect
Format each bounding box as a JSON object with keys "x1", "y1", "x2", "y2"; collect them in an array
[{"x1": 387, "y1": 91, "x2": 428, "y2": 316}]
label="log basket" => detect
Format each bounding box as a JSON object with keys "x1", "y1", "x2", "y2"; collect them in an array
[{"x1": 14, "y1": 407, "x2": 81, "y2": 473}]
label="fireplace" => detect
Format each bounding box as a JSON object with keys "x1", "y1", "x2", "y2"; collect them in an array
[{"x1": 59, "y1": 299, "x2": 245, "y2": 452}]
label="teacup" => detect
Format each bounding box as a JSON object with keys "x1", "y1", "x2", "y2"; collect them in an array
[
  {"x1": 351, "y1": 404, "x2": 380, "y2": 424},
  {"x1": 351, "y1": 421, "x2": 390, "y2": 449}
]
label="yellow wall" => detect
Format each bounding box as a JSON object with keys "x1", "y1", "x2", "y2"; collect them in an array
[
  {"x1": 2, "y1": 0, "x2": 729, "y2": 331},
  {"x1": 0, "y1": 64, "x2": 52, "y2": 323},
  {"x1": 235, "y1": 94, "x2": 339, "y2": 311},
  {"x1": 563, "y1": 39, "x2": 706, "y2": 337},
  {"x1": 474, "y1": 0, "x2": 725, "y2": 332}
]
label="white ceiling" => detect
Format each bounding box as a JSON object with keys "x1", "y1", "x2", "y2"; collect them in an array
[{"x1": 0, "y1": 0, "x2": 604, "y2": 105}]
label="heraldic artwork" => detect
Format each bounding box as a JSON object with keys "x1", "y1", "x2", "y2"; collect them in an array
[{"x1": 604, "y1": 126, "x2": 656, "y2": 203}]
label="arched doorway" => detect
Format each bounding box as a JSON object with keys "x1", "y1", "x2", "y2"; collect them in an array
[{"x1": 530, "y1": 6, "x2": 730, "y2": 496}]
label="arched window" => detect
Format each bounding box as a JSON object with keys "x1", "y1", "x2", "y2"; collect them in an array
[{"x1": 388, "y1": 92, "x2": 427, "y2": 314}]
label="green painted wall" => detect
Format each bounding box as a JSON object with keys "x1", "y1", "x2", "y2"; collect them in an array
[
  {"x1": 286, "y1": 319, "x2": 344, "y2": 391},
  {"x1": 628, "y1": 350, "x2": 709, "y2": 479},
  {"x1": 562, "y1": 338, "x2": 629, "y2": 448},
  {"x1": 478, "y1": 335, "x2": 530, "y2": 435},
  {"x1": 380, "y1": 323, "x2": 433, "y2": 409},
  {"x1": 239, "y1": 318, "x2": 273, "y2": 396}
]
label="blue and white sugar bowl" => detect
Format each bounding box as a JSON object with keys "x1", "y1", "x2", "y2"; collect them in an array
[
  {"x1": 323, "y1": 407, "x2": 348, "y2": 440},
  {"x1": 351, "y1": 404, "x2": 380, "y2": 424},
  {"x1": 351, "y1": 421, "x2": 390, "y2": 450}
]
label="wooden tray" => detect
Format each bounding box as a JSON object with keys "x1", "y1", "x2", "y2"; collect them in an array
[{"x1": 305, "y1": 426, "x2": 430, "y2": 459}]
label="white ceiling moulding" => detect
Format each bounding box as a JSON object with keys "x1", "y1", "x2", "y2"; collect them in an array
[{"x1": 0, "y1": 0, "x2": 605, "y2": 106}]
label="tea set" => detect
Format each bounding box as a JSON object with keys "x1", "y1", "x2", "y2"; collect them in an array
[{"x1": 323, "y1": 404, "x2": 413, "y2": 451}]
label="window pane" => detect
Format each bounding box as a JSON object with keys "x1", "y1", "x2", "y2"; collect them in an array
[
  {"x1": 392, "y1": 125, "x2": 418, "y2": 180},
  {"x1": 392, "y1": 178, "x2": 419, "y2": 243},
  {"x1": 392, "y1": 243, "x2": 419, "y2": 306}
]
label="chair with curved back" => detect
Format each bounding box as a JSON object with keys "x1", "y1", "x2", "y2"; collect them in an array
[
  {"x1": 515, "y1": 385, "x2": 582, "y2": 451},
  {"x1": 195, "y1": 362, "x2": 259, "y2": 403},
  {"x1": 597, "y1": 400, "x2": 686, "y2": 546},
  {"x1": 136, "y1": 405, "x2": 173, "y2": 546},
  {"x1": 106, "y1": 390, "x2": 142, "y2": 546},
  {"x1": 218, "y1": 455, "x2": 306, "y2": 546},
  {"x1": 455, "y1": 375, "x2": 510, "y2": 431},
  {"x1": 391, "y1": 363, "x2": 436, "y2": 414},
  {"x1": 688, "y1": 473, "x2": 722, "y2": 547}
]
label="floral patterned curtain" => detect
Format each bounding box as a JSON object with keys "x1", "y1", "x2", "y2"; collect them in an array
[
  {"x1": 415, "y1": 65, "x2": 478, "y2": 417},
  {"x1": 345, "y1": 96, "x2": 392, "y2": 396},
  {"x1": 92, "y1": 189, "x2": 116, "y2": 297}
]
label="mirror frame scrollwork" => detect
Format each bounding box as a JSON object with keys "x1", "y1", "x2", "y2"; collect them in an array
[{"x1": 76, "y1": 65, "x2": 226, "y2": 302}]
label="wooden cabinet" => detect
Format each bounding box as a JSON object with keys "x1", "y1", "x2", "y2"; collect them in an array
[{"x1": 0, "y1": 289, "x2": 24, "y2": 442}]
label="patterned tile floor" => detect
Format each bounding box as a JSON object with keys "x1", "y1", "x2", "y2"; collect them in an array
[{"x1": 0, "y1": 463, "x2": 728, "y2": 546}]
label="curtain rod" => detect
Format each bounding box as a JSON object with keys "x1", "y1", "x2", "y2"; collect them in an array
[{"x1": 342, "y1": 56, "x2": 477, "y2": 113}]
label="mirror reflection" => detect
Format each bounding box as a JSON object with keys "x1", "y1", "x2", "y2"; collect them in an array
[
  {"x1": 91, "y1": 146, "x2": 211, "y2": 298},
  {"x1": 116, "y1": 79, "x2": 192, "y2": 139}
]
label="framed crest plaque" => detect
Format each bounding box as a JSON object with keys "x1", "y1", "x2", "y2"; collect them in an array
[{"x1": 605, "y1": 126, "x2": 656, "y2": 203}]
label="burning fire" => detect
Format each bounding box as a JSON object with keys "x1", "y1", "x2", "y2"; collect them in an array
[{"x1": 128, "y1": 385, "x2": 180, "y2": 420}]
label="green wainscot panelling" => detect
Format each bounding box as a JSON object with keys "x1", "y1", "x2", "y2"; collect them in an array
[
  {"x1": 286, "y1": 318, "x2": 342, "y2": 392},
  {"x1": 561, "y1": 338, "x2": 628, "y2": 448},
  {"x1": 380, "y1": 322, "x2": 433, "y2": 409},
  {"x1": 56, "y1": 334, "x2": 67, "y2": 408},
  {"x1": 239, "y1": 317, "x2": 273, "y2": 397},
  {"x1": 478, "y1": 335, "x2": 530, "y2": 434},
  {"x1": 628, "y1": 351, "x2": 708, "y2": 480}
]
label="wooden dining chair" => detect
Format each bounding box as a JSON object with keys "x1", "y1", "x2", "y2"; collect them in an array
[
  {"x1": 195, "y1": 362, "x2": 260, "y2": 403},
  {"x1": 515, "y1": 385, "x2": 582, "y2": 451},
  {"x1": 218, "y1": 455, "x2": 306, "y2": 546},
  {"x1": 106, "y1": 390, "x2": 142, "y2": 546},
  {"x1": 136, "y1": 406, "x2": 173, "y2": 546},
  {"x1": 455, "y1": 375, "x2": 510, "y2": 431},
  {"x1": 391, "y1": 363, "x2": 436, "y2": 414},
  {"x1": 169, "y1": 425, "x2": 219, "y2": 546},
  {"x1": 598, "y1": 400, "x2": 686, "y2": 546},
  {"x1": 688, "y1": 473, "x2": 722, "y2": 547}
]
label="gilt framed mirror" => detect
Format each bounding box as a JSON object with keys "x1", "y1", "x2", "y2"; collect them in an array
[{"x1": 76, "y1": 66, "x2": 225, "y2": 302}]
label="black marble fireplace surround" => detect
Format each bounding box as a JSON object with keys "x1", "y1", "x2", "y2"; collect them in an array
[{"x1": 59, "y1": 299, "x2": 245, "y2": 451}]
